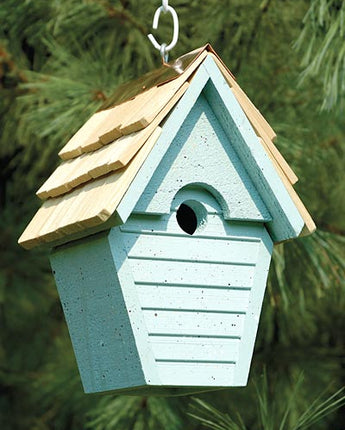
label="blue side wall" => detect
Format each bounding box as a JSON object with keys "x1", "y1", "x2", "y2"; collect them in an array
[{"x1": 50, "y1": 233, "x2": 146, "y2": 393}]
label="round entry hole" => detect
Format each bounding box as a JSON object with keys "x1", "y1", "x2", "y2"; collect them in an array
[{"x1": 176, "y1": 201, "x2": 207, "y2": 235}]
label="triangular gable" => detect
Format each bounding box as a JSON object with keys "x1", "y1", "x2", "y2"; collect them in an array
[
  {"x1": 116, "y1": 56, "x2": 305, "y2": 242},
  {"x1": 132, "y1": 92, "x2": 271, "y2": 222}
]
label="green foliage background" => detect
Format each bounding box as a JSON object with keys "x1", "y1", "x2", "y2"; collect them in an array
[{"x1": 0, "y1": 0, "x2": 344, "y2": 429}]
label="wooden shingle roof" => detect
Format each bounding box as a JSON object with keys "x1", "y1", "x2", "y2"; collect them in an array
[{"x1": 19, "y1": 45, "x2": 315, "y2": 250}]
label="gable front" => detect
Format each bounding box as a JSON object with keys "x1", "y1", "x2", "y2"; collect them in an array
[
  {"x1": 133, "y1": 92, "x2": 271, "y2": 223},
  {"x1": 117, "y1": 56, "x2": 305, "y2": 242}
]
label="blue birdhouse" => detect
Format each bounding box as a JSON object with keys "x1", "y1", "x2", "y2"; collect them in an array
[{"x1": 19, "y1": 45, "x2": 315, "y2": 396}]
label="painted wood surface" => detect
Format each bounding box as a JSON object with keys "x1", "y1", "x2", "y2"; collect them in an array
[
  {"x1": 156, "y1": 362, "x2": 237, "y2": 386},
  {"x1": 116, "y1": 56, "x2": 308, "y2": 242},
  {"x1": 206, "y1": 53, "x2": 277, "y2": 143},
  {"x1": 137, "y1": 286, "x2": 251, "y2": 313},
  {"x1": 107, "y1": 228, "x2": 161, "y2": 388},
  {"x1": 233, "y1": 225, "x2": 273, "y2": 384},
  {"x1": 150, "y1": 336, "x2": 241, "y2": 362},
  {"x1": 207, "y1": 53, "x2": 298, "y2": 185},
  {"x1": 118, "y1": 188, "x2": 273, "y2": 387},
  {"x1": 129, "y1": 259, "x2": 255, "y2": 287},
  {"x1": 123, "y1": 233, "x2": 259, "y2": 264},
  {"x1": 142, "y1": 309, "x2": 245, "y2": 337},
  {"x1": 48, "y1": 187, "x2": 273, "y2": 393},
  {"x1": 122, "y1": 212, "x2": 268, "y2": 241},
  {"x1": 133, "y1": 94, "x2": 271, "y2": 222},
  {"x1": 201, "y1": 56, "x2": 305, "y2": 241},
  {"x1": 115, "y1": 64, "x2": 211, "y2": 224},
  {"x1": 49, "y1": 233, "x2": 147, "y2": 394}
]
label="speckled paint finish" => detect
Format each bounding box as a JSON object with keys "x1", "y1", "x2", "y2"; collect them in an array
[
  {"x1": 119, "y1": 188, "x2": 273, "y2": 389},
  {"x1": 50, "y1": 233, "x2": 147, "y2": 394},
  {"x1": 50, "y1": 187, "x2": 273, "y2": 394},
  {"x1": 48, "y1": 55, "x2": 303, "y2": 395},
  {"x1": 202, "y1": 57, "x2": 304, "y2": 241},
  {"x1": 116, "y1": 56, "x2": 304, "y2": 242},
  {"x1": 134, "y1": 94, "x2": 271, "y2": 222}
]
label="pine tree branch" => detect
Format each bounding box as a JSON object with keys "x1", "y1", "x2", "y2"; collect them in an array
[
  {"x1": 0, "y1": 148, "x2": 23, "y2": 209},
  {"x1": 247, "y1": 0, "x2": 273, "y2": 57},
  {"x1": 119, "y1": 0, "x2": 130, "y2": 8},
  {"x1": 317, "y1": 223, "x2": 345, "y2": 237},
  {"x1": 236, "y1": 0, "x2": 273, "y2": 73},
  {"x1": 0, "y1": 43, "x2": 28, "y2": 86},
  {"x1": 90, "y1": 0, "x2": 148, "y2": 35}
]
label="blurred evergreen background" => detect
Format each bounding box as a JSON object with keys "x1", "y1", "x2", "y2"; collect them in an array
[{"x1": 1, "y1": 0, "x2": 344, "y2": 429}]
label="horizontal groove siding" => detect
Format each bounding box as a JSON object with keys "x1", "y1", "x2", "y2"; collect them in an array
[
  {"x1": 120, "y1": 211, "x2": 264, "y2": 382},
  {"x1": 130, "y1": 259, "x2": 255, "y2": 287},
  {"x1": 149, "y1": 335, "x2": 240, "y2": 362},
  {"x1": 138, "y1": 285, "x2": 251, "y2": 313},
  {"x1": 156, "y1": 362, "x2": 236, "y2": 386},
  {"x1": 122, "y1": 232, "x2": 259, "y2": 265},
  {"x1": 143, "y1": 309, "x2": 244, "y2": 337},
  {"x1": 121, "y1": 213, "x2": 264, "y2": 240}
]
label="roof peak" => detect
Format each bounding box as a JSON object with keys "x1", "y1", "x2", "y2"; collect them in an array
[
  {"x1": 98, "y1": 44, "x2": 228, "y2": 111},
  {"x1": 18, "y1": 48, "x2": 315, "y2": 250}
]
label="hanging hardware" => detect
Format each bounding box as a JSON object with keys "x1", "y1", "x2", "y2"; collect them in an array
[
  {"x1": 162, "y1": 0, "x2": 168, "y2": 12},
  {"x1": 148, "y1": 1, "x2": 179, "y2": 62}
]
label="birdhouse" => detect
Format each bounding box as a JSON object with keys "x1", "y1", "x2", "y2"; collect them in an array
[{"x1": 19, "y1": 45, "x2": 315, "y2": 396}]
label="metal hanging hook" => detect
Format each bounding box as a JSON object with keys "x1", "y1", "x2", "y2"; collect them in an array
[
  {"x1": 162, "y1": 0, "x2": 168, "y2": 12},
  {"x1": 148, "y1": 1, "x2": 179, "y2": 62}
]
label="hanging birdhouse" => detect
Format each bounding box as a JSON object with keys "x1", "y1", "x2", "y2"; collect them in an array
[{"x1": 19, "y1": 45, "x2": 315, "y2": 396}]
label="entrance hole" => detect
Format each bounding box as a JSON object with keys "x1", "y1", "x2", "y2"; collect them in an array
[{"x1": 176, "y1": 201, "x2": 207, "y2": 235}]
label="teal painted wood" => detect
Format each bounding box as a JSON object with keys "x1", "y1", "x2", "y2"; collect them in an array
[
  {"x1": 143, "y1": 310, "x2": 245, "y2": 337},
  {"x1": 201, "y1": 56, "x2": 304, "y2": 241},
  {"x1": 233, "y1": 226, "x2": 273, "y2": 385},
  {"x1": 150, "y1": 336, "x2": 241, "y2": 362},
  {"x1": 116, "y1": 56, "x2": 303, "y2": 242},
  {"x1": 51, "y1": 231, "x2": 213, "y2": 395},
  {"x1": 121, "y1": 212, "x2": 267, "y2": 241},
  {"x1": 170, "y1": 186, "x2": 223, "y2": 214},
  {"x1": 137, "y1": 286, "x2": 251, "y2": 313},
  {"x1": 107, "y1": 227, "x2": 160, "y2": 387},
  {"x1": 122, "y1": 234, "x2": 259, "y2": 264},
  {"x1": 133, "y1": 94, "x2": 271, "y2": 222},
  {"x1": 119, "y1": 188, "x2": 273, "y2": 387},
  {"x1": 156, "y1": 362, "x2": 237, "y2": 386},
  {"x1": 49, "y1": 233, "x2": 147, "y2": 394},
  {"x1": 49, "y1": 186, "x2": 273, "y2": 393},
  {"x1": 130, "y1": 259, "x2": 255, "y2": 287}
]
